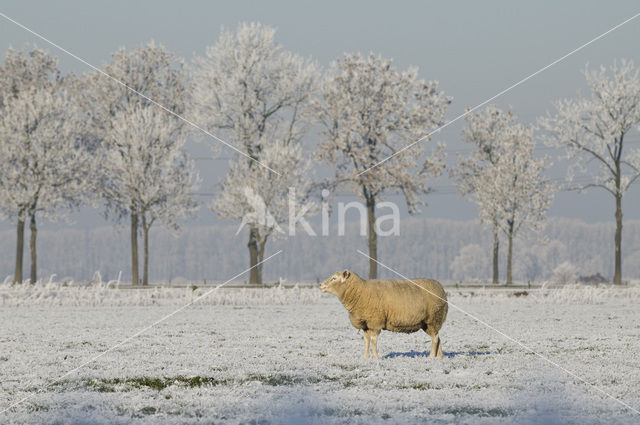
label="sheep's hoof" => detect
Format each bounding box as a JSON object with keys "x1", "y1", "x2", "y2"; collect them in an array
[{"x1": 363, "y1": 353, "x2": 370, "y2": 359}]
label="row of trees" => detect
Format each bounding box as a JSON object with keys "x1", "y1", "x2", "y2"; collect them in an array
[
  {"x1": 452, "y1": 58, "x2": 640, "y2": 285},
  {"x1": 190, "y1": 24, "x2": 452, "y2": 283},
  {"x1": 0, "y1": 44, "x2": 198, "y2": 285},
  {"x1": 452, "y1": 107, "x2": 555, "y2": 285},
  {"x1": 1, "y1": 22, "x2": 639, "y2": 285},
  {"x1": 4, "y1": 217, "x2": 636, "y2": 283},
  {"x1": 455, "y1": 63, "x2": 640, "y2": 285}
]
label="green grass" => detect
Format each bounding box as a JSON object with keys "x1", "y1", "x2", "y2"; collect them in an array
[
  {"x1": 444, "y1": 406, "x2": 511, "y2": 417},
  {"x1": 139, "y1": 406, "x2": 157, "y2": 415},
  {"x1": 85, "y1": 375, "x2": 232, "y2": 392},
  {"x1": 82, "y1": 373, "x2": 353, "y2": 392}
]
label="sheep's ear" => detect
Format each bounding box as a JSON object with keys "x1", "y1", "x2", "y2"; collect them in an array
[{"x1": 342, "y1": 270, "x2": 350, "y2": 280}]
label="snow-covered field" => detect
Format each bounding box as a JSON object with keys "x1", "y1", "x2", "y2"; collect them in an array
[{"x1": 1, "y1": 283, "x2": 639, "y2": 424}]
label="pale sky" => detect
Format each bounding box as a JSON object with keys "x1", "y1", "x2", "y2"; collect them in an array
[{"x1": 1, "y1": 0, "x2": 639, "y2": 230}]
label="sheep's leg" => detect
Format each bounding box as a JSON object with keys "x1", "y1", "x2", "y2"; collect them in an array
[
  {"x1": 436, "y1": 334, "x2": 443, "y2": 358},
  {"x1": 370, "y1": 329, "x2": 381, "y2": 358},
  {"x1": 428, "y1": 332, "x2": 440, "y2": 358},
  {"x1": 363, "y1": 330, "x2": 371, "y2": 359}
]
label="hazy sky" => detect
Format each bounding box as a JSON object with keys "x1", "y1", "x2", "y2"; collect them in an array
[{"x1": 1, "y1": 0, "x2": 639, "y2": 230}]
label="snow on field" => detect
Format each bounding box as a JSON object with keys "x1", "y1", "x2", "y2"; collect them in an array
[{"x1": 1, "y1": 283, "x2": 639, "y2": 424}]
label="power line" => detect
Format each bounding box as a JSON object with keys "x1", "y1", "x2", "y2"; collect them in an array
[
  {"x1": 191, "y1": 175, "x2": 600, "y2": 198},
  {"x1": 189, "y1": 139, "x2": 640, "y2": 165}
]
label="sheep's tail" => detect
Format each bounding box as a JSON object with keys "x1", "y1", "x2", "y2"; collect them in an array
[
  {"x1": 441, "y1": 298, "x2": 449, "y2": 325},
  {"x1": 432, "y1": 292, "x2": 449, "y2": 331}
]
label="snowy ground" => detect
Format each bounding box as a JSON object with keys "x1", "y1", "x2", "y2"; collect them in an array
[{"x1": 1, "y1": 283, "x2": 639, "y2": 424}]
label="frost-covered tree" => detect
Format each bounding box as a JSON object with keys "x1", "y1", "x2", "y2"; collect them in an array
[
  {"x1": 316, "y1": 53, "x2": 450, "y2": 278},
  {"x1": 0, "y1": 46, "x2": 61, "y2": 283},
  {"x1": 515, "y1": 239, "x2": 567, "y2": 282},
  {"x1": 553, "y1": 261, "x2": 577, "y2": 285},
  {"x1": 0, "y1": 79, "x2": 93, "y2": 283},
  {"x1": 213, "y1": 142, "x2": 313, "y2": 284},
  {"x1": 452, "y1": 106, "x2": 518, "y2": 284},
  {"x1": 450, "y1": 244, "x2": 489, "y2": 282},
  {"x1": 84, "y1": 41, "x2": 188, "y2": 284},
  {"x1": 515, "y1": 246, "x2": 544, "y2": 283},
  {"x1": 105, "y1": 104, "x2": 199, "y2": 285},
  {"x1": 191, "y1": 22, "x2": 318, "y2": 284},
  {"x1": 540, "y1": 60, "x2": 640, "y2": 285},
  {"x1": 475, "y1": 122, "x2": 556, "y2": 285}
]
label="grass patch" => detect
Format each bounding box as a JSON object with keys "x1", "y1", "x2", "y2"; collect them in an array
[
  {"x1": 129, "y1": 377, "x2": 167, "y2": 391},
  {"x1": 247, "y1": 374, "x2": 305, "y2": 386},
  {"x1": 85, "y1": 375, "x2": 231, "y2": 392},
  {"x1": 333, "y1": 363, "x2": 359, "y2": 371},
  {"x1": 139, "y1": 406, "x2": 157, "y2": 415},
  {"x1": 83, "y1": 372, "x2": 354, "y2": 393},
  {"x1": 85, "y1": 379, "x2": 118, "y2": 393},
  {"x1": 410, "y1": 383, "x2": 438, "y2": 390},
  {"x1": 179, "y1": 376, "x2": 225, "y2": 388},
  {"x1": 444, "y1": 406, "x2": 511, "y2": 417}
]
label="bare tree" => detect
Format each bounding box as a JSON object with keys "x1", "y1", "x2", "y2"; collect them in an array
[
  {"x1": 0, "y1": 46, "x2": 60, "y2": 283},
  {"x1": 315, "y1": 53, "x2": 450, "y2": 278},
  {"x1": 0, "y1": 76, "x2": 93, "y2": 283},
  {"x1": 452, "y1": 106, "x2": 518, "y2": 284},
  {"x1": 191, "y1": 22, "x2": 318, "y2": 284},
  {"x1": 106, "y1": 104, "x2": 199, "y2": 285},
  {"x1": 474, "y1": 119, "x2": 556, "y2": 285},
  {"x1": 213, "y1": 141, "x2": 314, "y2": 284},
  {"x1": 540, "y1": 60, "x2": 640, "y2": 284},
  {"x1": 84, "y1": 41, "x2": 188, "y2": 284}
]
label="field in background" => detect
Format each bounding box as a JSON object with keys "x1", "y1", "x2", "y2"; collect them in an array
[
  {"x1": 3, "y1": 218, "x2": 639, "y2": 283},
  {"x1": 1, "y1": 283, "x2": 639, "y2": 424}
]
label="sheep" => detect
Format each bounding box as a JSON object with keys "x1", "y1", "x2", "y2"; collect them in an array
[{"x1": 320, "y1": 270, "x2": 448, "y2": 358}]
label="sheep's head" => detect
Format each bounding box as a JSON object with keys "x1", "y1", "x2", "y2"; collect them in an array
[{"x1": 319, "y1": 270, "x2": 351, "y2": 295}]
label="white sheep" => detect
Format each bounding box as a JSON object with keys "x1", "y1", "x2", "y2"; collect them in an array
[{"x1": 320, "y1": 270, "x2": 448, "y2": 358}]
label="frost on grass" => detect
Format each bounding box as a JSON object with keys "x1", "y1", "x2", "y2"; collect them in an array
[
  {"x1": 1, "y1": 285, "x2": 639, "y2": 424},
  {"x1": 1, "y1": 281, "x2": 639, "y2": 308},
  {"x1": 0, "y1": 282, "x2": 325, "y2": 307}
]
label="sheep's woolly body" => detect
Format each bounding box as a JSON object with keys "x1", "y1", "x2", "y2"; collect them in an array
[
  {"x1": 340, "y1": 273, "x2": 448, "y2": 334},
  {"x1": 321, "y1": 270, "x2": 448, "y2": 358}
]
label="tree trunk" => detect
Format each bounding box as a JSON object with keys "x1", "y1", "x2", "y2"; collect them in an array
[
  {"x1": 14, "y1": 217, "x2": 25, "y2": 284},
  {"x1": 366, "y1": 197, "x2": 377, "y2": 279},
  {"x1": 492, "y1": 222, "x2": 499, "y2": 284},
  {"x1": 257, "y1": 237, "x2": 268, "y2": 286},
  {"x1": 248, "y1": 226, "x2": 260, "y2": 284},
  {"x1": 506, "y1": 222, "x2": 514, "y2": 286},
  {"x1": 142, "y1": 215, "x2": 150, "y2": 286},
  {"x1": 29, "y1": 213, "x2": 37, "y2": 284},
  {"x1": 130, "y1": 212, "x2": 139, "y2": 285},
  {"x1": 614, "y1": 193, "x2": 623, "y2": 285}
]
